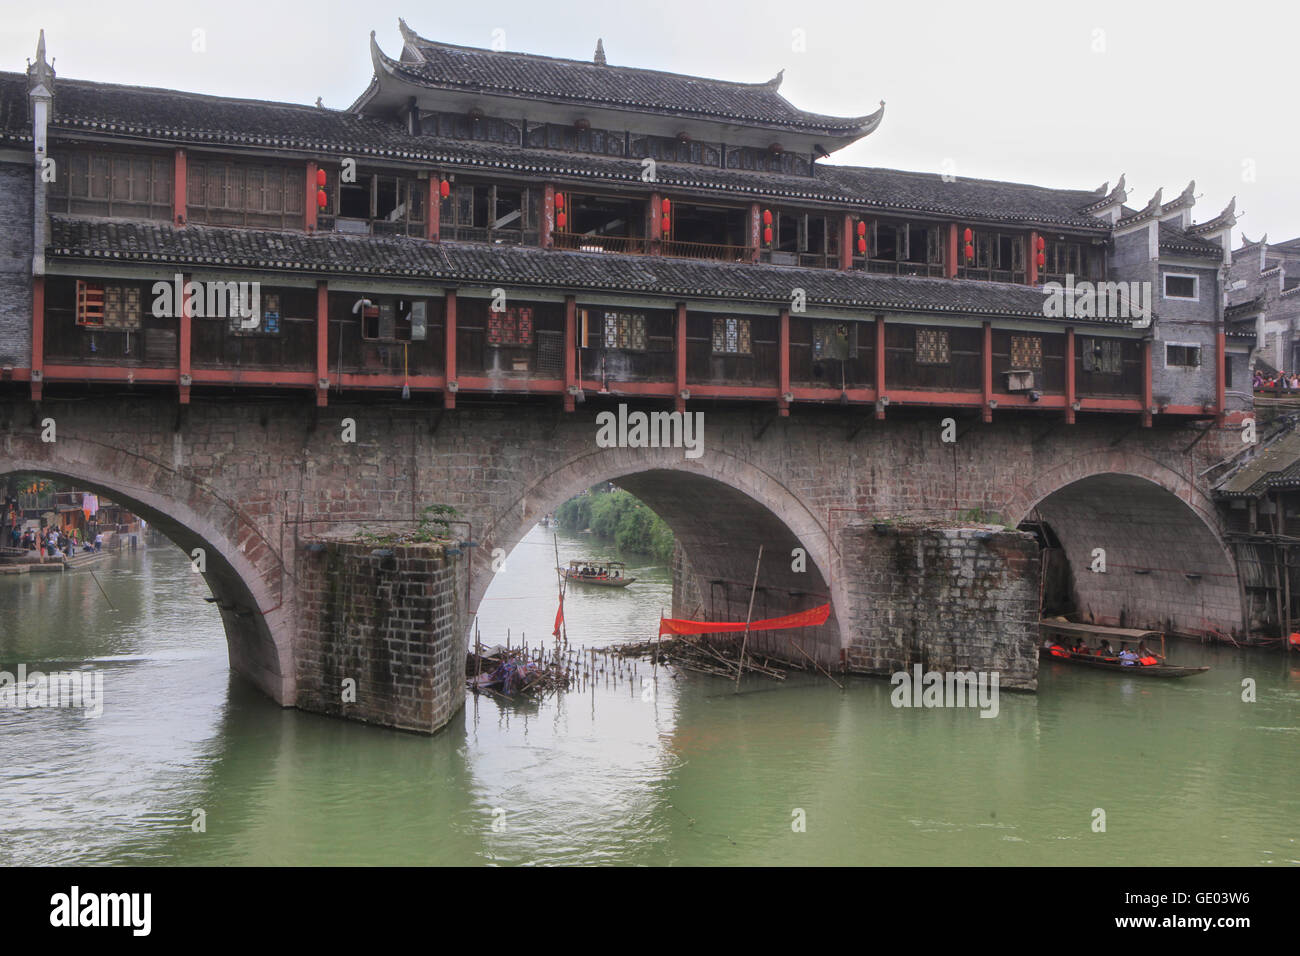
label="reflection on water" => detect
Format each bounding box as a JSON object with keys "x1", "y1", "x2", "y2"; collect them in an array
[{"x1": 0, "y1": 527, "x2": 1298, "y2": 866}]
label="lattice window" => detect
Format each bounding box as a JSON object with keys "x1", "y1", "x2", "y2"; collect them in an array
[
  {"x1": 229, "y1": 293, "x2": 279, "y2": 335},
  {"x1": 915, "y1": 328, "x2": 950, "y2": 365},
  {"x1": 602, "y1": 312, "x2": 647, "y2": 351},
  {"x1": 76, "y1": 280, "x2": 105, "y2": 327},
  {"x1": 487, "y1": 306, "x2": 534, "y2": 346},
  {"x1": 1010, "y1": 335, "x2": 1043, "y2": 369},
  {"x1": 813, "y1": 321, "x2": 855, "y2": 360},
  {"x1": 712, "y1": 317, "x2": 751, "y2": 355},
  {"x1": 1081, "y1": 337, "x2": 1123, "y2": 374}
]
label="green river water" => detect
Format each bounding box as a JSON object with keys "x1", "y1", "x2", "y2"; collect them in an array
[{"x1": 0, "y1": 525, "x2": 1297, "y2": 866}]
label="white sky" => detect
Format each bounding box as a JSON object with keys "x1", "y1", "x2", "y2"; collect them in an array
[{"x1": 4, "y1": 0, "x2": 1296, "y2": 242}]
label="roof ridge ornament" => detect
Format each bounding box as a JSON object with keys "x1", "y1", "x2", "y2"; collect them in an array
[
  {"x1": 594, "y1": 38, "x2": 606, "y2": 66},
  {"x1": 27, "y1": 28, "x2": 55, "y2": 94}
]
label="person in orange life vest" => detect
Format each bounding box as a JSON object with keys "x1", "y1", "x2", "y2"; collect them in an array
[
  {"x1": 1071, "y1": 639, "x2": 1091, "y2": 655},
  {"x1": 1136, "y1": 641, "x2": 1159, "y2": 665},
  {"x1": 1097, "y1": 639, "x2": 1114, "y2": 659}
]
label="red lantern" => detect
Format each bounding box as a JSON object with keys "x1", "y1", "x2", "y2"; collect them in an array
[
  {"x1": 661, "y1": 198, "x2": 671, "y2": 214},
  {"x1": 662, "y1": 215, "x2": 671, "y2": 232},
  {"x1": 1036, "y1": 236, "x2": 1045, "y2": 252},
  {"x1": 857, "y1": 237, "x2": 867, "y2": 255},
  {"x1": 439, "y1": 180, "x2": 450, "y2": 200},
  {"x1": 316, "y1": 189, "x2": 327, "y2": 209},
  {"x1": 315, "y1": 168, "x2": 326, "y2": 188},
  {"x1": 762, "y1": 209, "x2": 773, "y2": 226},
  {"x1": 856, "y1": 220, "x2": 866, "y2": 237},
  {"x1": 963, "y1": 227, "x2": 972, "y2": 244},
  {"x1": 556, "y1": 211, "x2": 567, "y2": 230},
  {"x1": 555, "y1": 192, "x2": 565, "y2": 210},
  {"x1": 764, "y1": 226, "x2": 773, "y2": 245},
  {"x1": 965, "y1": 243, "x2": 974, "y2": 260},
  {"x1": 1036, "y1": 252, "x2": 1046, "y2": 268}
]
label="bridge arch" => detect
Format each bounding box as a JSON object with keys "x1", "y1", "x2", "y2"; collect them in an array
[
  {"x1": 2, "y1": 437, "x2": 295, "y2": 704},
  {"x1": 1005, "y1": 453, "x2": 1241, "y2": 638},
  {"x1": 473, "y1": 447, "x2": 844, "y2": 661}
]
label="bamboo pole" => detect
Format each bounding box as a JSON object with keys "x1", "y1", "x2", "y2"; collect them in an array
[{"x1": 734, "y1": 545, "x2": 764, "y2": 693}]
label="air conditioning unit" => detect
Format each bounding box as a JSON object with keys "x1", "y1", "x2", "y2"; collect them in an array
[{"x1": 1003, "y1": 369, "x2": 1035, "y2": 392}]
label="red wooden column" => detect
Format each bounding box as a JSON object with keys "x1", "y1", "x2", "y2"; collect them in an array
[
  {"x1": 1064, "y1": 327, "x2": 1076, "y2": 424},
  {"x1": 675, "y1": 302, "x2": 688, "y2": 413},
  {"x1": 981, "y1": 320, "x2": 993, "y2": 423},
  {"x1": 427, "y1": 173, "x2": 440, "y2": 242},
  {"x1": 1215, "y1": 329, "x2": 1227, "y2": 425},
  {"x1": 945, "y1": 224, "x2": 958, "y2": 279},
  {"x1": 444, "y1": 289, "x2": 457, "y2": 409},
  {"x1": 315, "y1": 281, "x2": 329, "y2": 406},
  {"x1": 30, "y1": 277, "x2": 44, "y2": 401},
  {"x1": 563, "y1": 295, "x2": 577, "y2": 412},
  {"x1": 305, "y1": 161, "x2": 318, "y2": 233},
  {"x1": 750, "y1": 204, "x2": 762, "y2": 263},
  {"x1": 840, "y1": 214, "x2": 853, "y2": 270},
  {"x1": 778, "y1": 308, "x2": 791, "y2": 416},
  {"x1": 173, "y1": 149, "x2": 187, "y2": 226},
  {"x1": 1027, "y1": 230, "x2": 1039, "y2": 285},
  {"x1": 541, "y1": 185, "x2": 555, "y2": 249},
  {"x1": 874, "y1": 315, "x2": 886, "y2": 420},
  {"x1": 649, "y1": 191, "x2": 663, "y2": 255},
  {"x1": 1141, "y1": 338, "x2": 1153, "y2": 428},
  {"x1": 179, "y1": 273, "x2": 192, "y2": 405}
]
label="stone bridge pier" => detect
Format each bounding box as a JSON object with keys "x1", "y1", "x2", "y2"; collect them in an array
[{"x1": 1, "y1": 395, "x2": 1245, "y2": 732}]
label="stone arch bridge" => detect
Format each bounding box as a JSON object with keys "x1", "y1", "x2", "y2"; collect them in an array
[{"x1": 1, "y1": 395, "x2": 1243, "y2": 732}]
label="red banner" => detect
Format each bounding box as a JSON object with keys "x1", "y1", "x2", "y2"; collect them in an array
[
  {"x1": 552, "y1": 594, "x2": 565, "y2": 638},
  {"x1": 658, "y1": 603, "x2": 830, "y2": 637}
]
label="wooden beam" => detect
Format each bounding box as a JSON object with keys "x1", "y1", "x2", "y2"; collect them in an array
[
  {"x1": 981, "y1": 320, "x2": 992, "y2": 423},
  {"x1": 444, "y1": 288, "x2": 457, "y2": 409},
  {"x1": 30, "y1": 276, "x2": 44, "y2": 402},
  {"x1": 945, "y1": 224, "x2": 958, "y2": 279},
  {"x1": 315, "y1": 281, "x2": 328, "y2": 406},
  {"x1": 649, "y1": 191, "x2": 663, "y2": 254},
  {"x1": 428, "y1": 172, "x2": 440, "y2": 242},
  {"x1": 751, "y1": 203, "x2": 762, "y2": 264},
  {"x1": 1064, "y1": 327, "x2": 1076, "y2": 425},
  {"x1": 305, "y1": 160, "x2": 318, "y2": 233},
  {"x1": 564, "y1": 294, "x2": 577, "y2": 412},
  {"x1": 541, "y1": 184, "x2": 555, "y2": 249},
  {"x1": 179, "y1": 272, "x2": 192, "y2": 404},
  {"x1": 1027, "y1": 230, "x2": 1039, "y2": 285},
  {"x1": 778, "y1": 308, "x2": 790, "y2": 416},
  {"x1": 173, "y1": 149, "x2": 186, "y2": 226},
  {"x1": 1142, "y1": 338, "x2": 1153, "y2": 427},
  {"x1": 676, "y1": 301, "x2": 688, "y2": 413},
  {"x1": 874, "y1": 315, "x2": 886, "y2": 419},
  {"x1": 841, "y1": 214, "x2": 853, "y2": 270}
]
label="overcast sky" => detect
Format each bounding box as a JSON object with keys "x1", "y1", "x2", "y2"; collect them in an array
[{"x1": 5, "y1": 0, "x2": 1295, "y2": 243}]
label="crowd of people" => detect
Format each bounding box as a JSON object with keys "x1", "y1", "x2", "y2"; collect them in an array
[
  {"x1": 1045, "y1": 635, "x2": 1160, "y2": 666},
  {"x1": 1253, "y1": 370, "x2": 1300, "y2": 390},
  {"x1": 9, "y1": 526, "x2": 103, "y2": 558}
]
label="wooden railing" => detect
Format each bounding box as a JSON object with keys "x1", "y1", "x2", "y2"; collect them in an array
[
  {"x1": 866, "y1": 259, "x2": 944, "y2": 278},
  {"x1": 661, "y1": 239, "x2": 755, "y2": 263},
  {"x1": 553, "y1": 233, "x2": 647, "y2": 255}
]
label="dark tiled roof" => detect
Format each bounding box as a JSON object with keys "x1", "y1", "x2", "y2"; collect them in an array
[
  {"x1": 388, "y1": 27, "x2": 876, "y2": 137},
  {"x1": 0, "y1": 71, "x2": 1111, "y2": 232},
  {"x1": 1225, "y1": 296, "x2": 1264, "y2": 320},
  {"x1": 1159, "y1": 221, "x2": 1222, "y2": 259},
  {"x1": 48, "y1": 215, "x2": 1131, "y2": 323},
  {"x1": 1216, "y1": 430, "x2": 1300, "y2": 497}
]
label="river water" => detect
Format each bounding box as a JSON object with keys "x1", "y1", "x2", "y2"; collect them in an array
[{"x1": 0, "y1": 527, "x2": 1297, "y2": 866}]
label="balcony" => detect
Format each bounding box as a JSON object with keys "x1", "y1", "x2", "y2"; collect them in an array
[
  {"x1": 554, "y1": 232, "x2": 647, "y2": 255},
  {"x1": 661, "y1": 239, "x2": 755, "y2": 263}
]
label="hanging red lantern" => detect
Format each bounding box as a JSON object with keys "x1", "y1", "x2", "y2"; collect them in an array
[
  {"x1": 662, "y1": 215, "x2": 671, "y2": 233},
  {"x1": 439, "y1": 179, "x2": 450, "y2": 200},
  {"x1": 555, "y1": 192, "x2": 565, "y2": 210},
  {"x1": 556, "y1": 211, "x2": 567, "y2": 230},
  {"x1": 856, "y1": 220, "x2": 866, "y2": 237},
  {"x1": 963, "y1": 227, "x2": 973, "y2": 244},
  {"x1": 316, "y1": 189, "x2": 327, "y2": 209},
  {"x1": 764, "y1": 226, "x2": 773, "y2": 245},
  {"x1": 1036, "y1": 236, "x2": 1045, "y2": 252},
  {"x1": 762, "y1": 209, "x2": 773, "y2": 226},
  {"x1": 661, "y1": 198, "x2": 671, "y2": 214},
  {"x1": 857, "y1": 237, "x2": 867, "y2": 255},
  {"x1": 315, "y1": 168, "x2": 326, "y2": 188},
  {"x1": 1036, "y1": 252, "x2": 1046, "y2": 268},
  {"x1": 965, "y1": 243, "x2": 974, "y2": 260}
]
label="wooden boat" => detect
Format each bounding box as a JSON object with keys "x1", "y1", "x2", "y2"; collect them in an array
[
  {"x1": 1038, "y1": 646, "x2": 1209, "y2": 678},
  {"x1": 562, "y1": 559, "x2": 635, "y2": 587}
]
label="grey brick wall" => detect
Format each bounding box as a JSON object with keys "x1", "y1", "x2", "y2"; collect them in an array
[
  {"x1": 1153, "y1": 263, "x2": 1220, "y2": 407},
  {"x1": 0, "y1": 159, "x2": 32, "y2": 368}
]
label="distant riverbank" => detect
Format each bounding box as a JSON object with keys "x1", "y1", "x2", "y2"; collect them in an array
[{"x1": 555, "y1": 487, "x2": 673, "y2": 563}]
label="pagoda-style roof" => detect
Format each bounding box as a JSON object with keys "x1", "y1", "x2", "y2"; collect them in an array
[
  {"x1": 1216, "y1": 429, "x2": 1300, "y2": 498},
  {"x1": 355, "y1": 22, "x2": 883, "y2": 148},
  {"x1": 1158, "y1": 221, "x2": 1224, "y2": 260},
  {"x1": 47, "y1": 214, "x2": 1136, "y2": 324},
  {"x1": 0, "y1": 71, "x2": 1111, "y2": 232}
]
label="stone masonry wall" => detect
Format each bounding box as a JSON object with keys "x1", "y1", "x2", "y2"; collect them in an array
[
  {"x1": 295, "y1": 540, "x2": 466, "y2": 734},
  {"x1": 0, "y1": 159, "x2": 33, "y2": 369},
  {"x1": 842, "y1": 523, "x2": 1041, "y2": 690}
]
